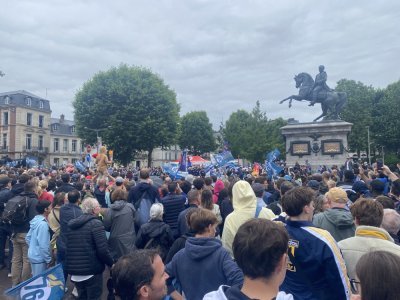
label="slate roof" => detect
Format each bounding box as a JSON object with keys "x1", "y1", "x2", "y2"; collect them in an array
[
  {"x1": 50, "y1": 117, "x2": 77, "y2": 137},
  {"x1": 0, "y1": 90, "x2": 51, "y2": 112}
]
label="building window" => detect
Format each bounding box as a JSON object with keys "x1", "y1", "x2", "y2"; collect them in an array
[
  {"x1": 63, "y1": 158, "x2": 68, "y2": 165},
  {"x1": 27, "y1": 113, "x2": 32, "y2": 126},
  {"x1": 4, "y1": 96, "x2": 10, "y2": 105},
  {"x1": 38, "y1": 135, "x2": 43, "y2": 150},
  {"x1": 2, "y1": 133, "x2": 7, "y2": 149},
  {"x1": 39, "y1": 115, "x2": 44, "y2": 128},
  {"x1": 63, "y1": 139, "x2": 68, "y2": 152},
  {"x1": 52, "y1": 124, "x2": 58, "y2": 131},
  {"x1": 71, "y1": 126, "x2": 76, "y2": 133},
  {"x1": 3, "y1": 112, "x2": 8, "y2": 125},
  {"x1": 54, "y1": 158, "x2": 59, "y2": 166},
  {"x1": 81, "y1": 141, "x2": 85, "y2": 153},
  {"x1": 54, "y1": 138, "x2": 59, "y2": 152},
  {"x1": 39, "y1": 100, "x2": 44, "y2": 109},
  {"x1": 26, "y1": 97, "x2": 31, "y2": 106},
  {"x1": 72, "y1": 140, "x2": 77, "y2": 152},
  {"x1": 26, "y1": 134, "x2": 32, "y2": 150}
]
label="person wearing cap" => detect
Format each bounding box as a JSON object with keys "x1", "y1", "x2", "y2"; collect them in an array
[
  {"x1": 338, "y1": 198, "x2": 400, "y2": 280},
  {"x1": 313, "y1": 187, "x2": 355, "y2": 242},
  {"x1": 252, "y1": 183, "x2": 266, "y2": 209},
  {"x1": 0, "y1": 174, "x2": 13, "y2": 270}
]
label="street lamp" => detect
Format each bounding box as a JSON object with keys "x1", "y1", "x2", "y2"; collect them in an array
[
  {"x1": 367, "y1": 126, "x2": 372, "y2": 165},
  {"x1": 84, "y1": 126, "x2": 111, "y2": 153}
]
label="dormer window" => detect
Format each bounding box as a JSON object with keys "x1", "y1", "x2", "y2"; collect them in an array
[
  {"x1": 71, "y1": 125, "x2": 76, "y2": 133},
  {"x1": 52, "y1": 124, "x2": 58, "y2": 131},
  {"x1": 26, "y1": 97, "x2": 31, "y2": 106},
  {"x1": 39, "y1": 100, "x2": 44, "y2": 109},
  {"x1": 4, "y1": 96, "x2": 10, "y2": 105}
]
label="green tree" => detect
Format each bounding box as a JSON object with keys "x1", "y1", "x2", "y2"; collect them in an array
[
  {"x1": 373, "y1": 80, "x2": 400, "y2": 154},
  {"x1": 223, "y1": 101, "x2": 286, "y2": 162},
  {"x1": 336, "y1": 79, "x2": 375, "y2": 153},
  {"x1": 178, "y1": 111, "x2": 216, "y2": 154},
  {"x1": 73, "y1": 64, "x2": 180, "y2": 166}
]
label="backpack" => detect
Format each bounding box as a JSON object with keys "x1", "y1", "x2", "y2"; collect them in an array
[
  {"x1": 134, "y1": 191, "x2": 157, "y2": 227},
  {"x1": 2, "y1": 195, "x2": 29, "y2": 225}
]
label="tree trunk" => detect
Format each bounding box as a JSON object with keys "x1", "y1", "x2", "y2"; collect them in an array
[{"x1": 147, "y1": 148, "x2": 153, "y2": 167}]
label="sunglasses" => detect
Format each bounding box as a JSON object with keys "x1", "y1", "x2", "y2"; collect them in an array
[{"x1": 350, "y1": 279, "x2": 360, "y2": 294}]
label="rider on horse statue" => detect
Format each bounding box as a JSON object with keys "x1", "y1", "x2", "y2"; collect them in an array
[{"x1": 309, "y1": 65, "x2": 332, "y2": 106}]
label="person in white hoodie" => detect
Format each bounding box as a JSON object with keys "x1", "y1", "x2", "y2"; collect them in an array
[
  {"x1": 26, "y1": 200, "x2": 52, "y2": 276},
  {"x1": 204, "y1": 218, "x2": 293, "y2": 300},
  {"x1": 222, "y1": 180, "x2": 275, "y2": 256}
]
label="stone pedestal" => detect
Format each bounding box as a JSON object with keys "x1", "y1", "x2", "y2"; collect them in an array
[{"x1": 280, "y1": 121, "x2": 353, "y2": 168}]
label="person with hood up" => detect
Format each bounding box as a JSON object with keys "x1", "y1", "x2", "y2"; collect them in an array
[
  {"x1": 26, "y1": 200, "x2": 52, "y2": 276},
  {"x1": 135, "y1": 203, "x2": 174, "y2": 262},
  {"x1": 103, "y1": 189, "x2": 136, "y2": 261},
  {"x1": 66, "y1": 197, "x2": 114, "y2": 300},
  {"x1": 313, "y1": 187, "x2": 355, "y2": 242},
  {"x1": 222, "y1": 180, "x2": 275, "y2": 256},
  {"x1": 204, "y1": 219, "x2": 293, "y2": 300},
  {"x1": 213, "y1": 179, "x2": 225, "y2": 204},
  {"x1": 166, "y1": 208, "x2": 243, "y2": 300}
]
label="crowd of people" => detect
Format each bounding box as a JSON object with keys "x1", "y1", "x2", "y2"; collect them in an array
[{"x1": 1, "y1": 157, "x2": 400, "y2": 300}]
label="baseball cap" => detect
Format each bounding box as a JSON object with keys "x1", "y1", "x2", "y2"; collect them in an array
[
  {"x1": 252, "y1": 183, "x2": 265, "y2": 195},
  {"x1": 307, "y1": 180, "x2": 320, "y2": 191},
  {"x1": 326, "y1": 187, "x2": 348, "y2": 203}
]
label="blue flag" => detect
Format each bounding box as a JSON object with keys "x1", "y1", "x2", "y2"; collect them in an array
[
  {"x1": 213, "y1": 151, "x2": 236, "y2": 167},
  {"x1": 75, "y1": 161, "x2": 86, "y2": 172},
  {"x1": 265, "y1": 149, "x2": 283, "y2": 179},
  {"x1": 5, "y1": 264, "x2": 65, "y2": 299},
  {"x1": 179, "y1": 150, "x2": 188, "y2": 172}
]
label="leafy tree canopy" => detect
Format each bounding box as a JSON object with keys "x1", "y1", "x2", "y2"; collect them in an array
[
  {"x1": 336, "y1": 79, "x2": 375, "y2": 153},
  {"x1": 178, "y1": 111, "x2": 216, "y2": 155},
  {"x1": 73, "y1": 64, "x2": 180, "y2": 166},
  {"x1": 223, "y1": 101, "x2": 286, "y2": 162}
]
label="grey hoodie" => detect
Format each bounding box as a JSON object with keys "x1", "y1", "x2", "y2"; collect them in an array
[
  {"x1": 313, "y1": 207, "x2": 355, "y2": 242},
  {"x1": 204, "y1": 285, "x2": 294, "y2": 300}
]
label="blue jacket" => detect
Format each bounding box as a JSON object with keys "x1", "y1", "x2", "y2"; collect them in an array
[
  {"x1": 280, "y1": 220, "x2": 350, "y2": 300},
  {"x1": 26, "y1": 215, "x2": 51, "y2": 264},
  {"x1": 166, "y1": 237, "x2": 243, "y2": 300}
]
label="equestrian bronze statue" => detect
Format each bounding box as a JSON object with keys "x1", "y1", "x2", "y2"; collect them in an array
[{"x1": 280, "y1": 65, "x2": 347, "y2": 122}]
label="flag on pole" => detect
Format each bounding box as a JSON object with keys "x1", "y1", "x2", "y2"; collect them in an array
[
  {"x1": 265, "y1": 149, "x2": 283, "y2": 179},
  {"x1": 5, "y1": 264, "x2": 65, "y2": 299}
]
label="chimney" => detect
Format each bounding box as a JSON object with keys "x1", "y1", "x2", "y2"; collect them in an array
[{"x1": 60, "y1": 114, "x2": 65, "y2": 123}]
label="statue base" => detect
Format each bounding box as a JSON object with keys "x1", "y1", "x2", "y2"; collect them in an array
[{"x1": 280, "y1": 120, "x2": 353, "y2": 169}]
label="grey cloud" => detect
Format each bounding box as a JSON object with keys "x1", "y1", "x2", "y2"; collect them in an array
[{"x1": 1, "y1": 0, "x2": 399, "y2": 128}]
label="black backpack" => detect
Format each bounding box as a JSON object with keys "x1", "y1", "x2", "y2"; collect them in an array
[{"x1": 1, "y1": 195, "x2": 29, "y2": 225}]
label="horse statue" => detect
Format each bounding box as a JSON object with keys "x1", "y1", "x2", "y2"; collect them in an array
[{"x1": 279, "y1": 72, "x2": 347, "y2": 122}]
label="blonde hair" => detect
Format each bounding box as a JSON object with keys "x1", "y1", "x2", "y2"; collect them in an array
[
  {"x1": 327, "y1": 180, "x2": 336, "y2": 189},
  {"x1": 39, "y1": 180, "x2": 48, "y2": 190},
  {"x1": 100, "y1": 146, "x2": 107, "y2": 154}
]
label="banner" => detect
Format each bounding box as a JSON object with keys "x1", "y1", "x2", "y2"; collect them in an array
[
  {"x1": 265, "y1": 149, "x2": 283, "y2": 179},
  {"x1": 75, "y1": 160, "x2": 86, "y2": 172},
  {"x1": 178, "y1": 150, "x2": 188, "y2": 172},
  {"x1": 213, "y1": 151, "x2": 236, "y2": 167},
  {"x1": 5, "y1": 264, "x2": 65, "y2": 299}
]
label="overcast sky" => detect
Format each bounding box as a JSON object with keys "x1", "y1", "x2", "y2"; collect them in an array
[{"x1": 1, "y1": 1, "x2": 399, "y2": 128}]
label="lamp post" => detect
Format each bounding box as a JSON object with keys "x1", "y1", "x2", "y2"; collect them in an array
[
  {"x1": 84, "y1": 126, "x2": 111, "y2": 153},
  {"x1": 367, "y1": 126, "x2": 371, "y2": 165}
]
